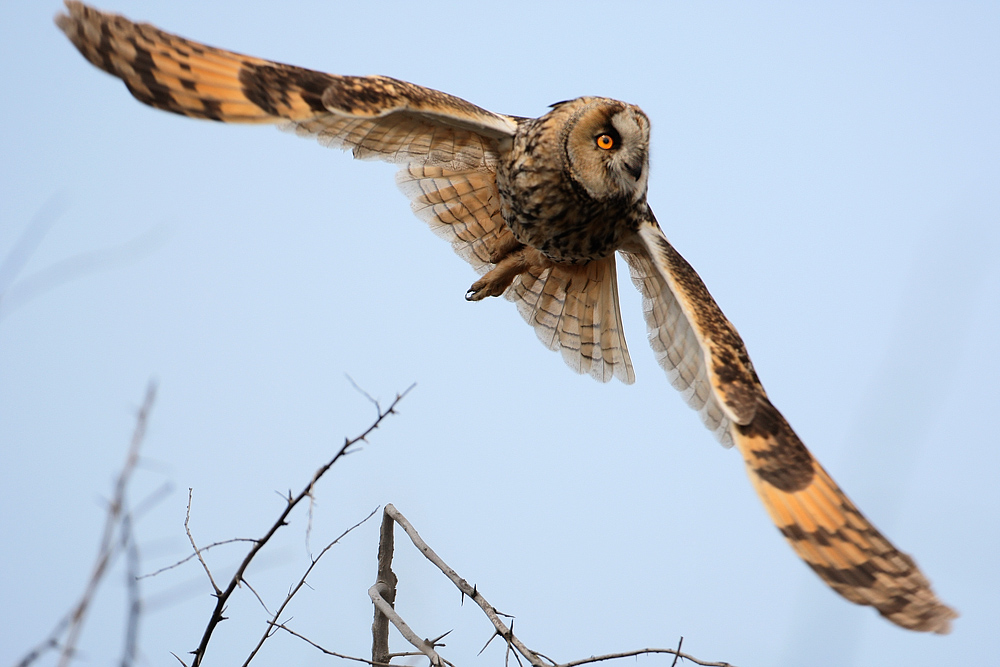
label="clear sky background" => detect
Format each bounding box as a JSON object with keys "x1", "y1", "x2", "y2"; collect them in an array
[{"x1": 2, "y1": 2, "x2": 998, "y2": 666}]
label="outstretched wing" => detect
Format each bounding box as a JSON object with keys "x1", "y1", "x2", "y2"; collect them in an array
[
  {"x1": 55, "y1": 1, "x2": 517, "y2": 169},
  {"x1": 624, "y1": 209, "x2": 957, "y2": 633},
  {"x1": 56, "y1": 2, "x2": 634, "y2": 382}
]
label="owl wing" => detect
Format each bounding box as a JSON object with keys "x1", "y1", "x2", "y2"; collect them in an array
[
  {"x1": 56, "y1": 2, "x2": 634, "y2": 383},
  {"x1": 623, "y1": 210, "x2": 956, "y2": 633},
  {"x1": 55, "y1": 1, "x2": 517, "y2": 168}
]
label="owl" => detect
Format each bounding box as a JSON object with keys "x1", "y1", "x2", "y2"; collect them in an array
[{"x1": 57, "y1": 1, "x2": 956, "y2": 633}]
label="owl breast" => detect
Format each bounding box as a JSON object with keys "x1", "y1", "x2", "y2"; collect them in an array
[{"x1": 496, "y1": 106, "x2": 642, "y2": 265}]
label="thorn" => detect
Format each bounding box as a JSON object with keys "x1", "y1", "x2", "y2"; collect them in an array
[
  {"x1": 478, "y1": 630, "x2": 501, "y2": 656},
  {"x1": 670, "y1": 636, "x2": 684, "y2": 667},
  {"x1": 428, "y1": 629, "x2": 452, "y2": 647}
]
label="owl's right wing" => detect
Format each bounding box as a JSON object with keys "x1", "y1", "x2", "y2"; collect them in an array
[{"x1": 622, "y1": 209, "x2": 956, "y2": 633}]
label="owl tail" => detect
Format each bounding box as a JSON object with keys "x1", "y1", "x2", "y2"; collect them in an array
[
  {"x1": 508, "y1": 257, "x2": 636, "y2": 384},
  {"x1": 730, "y1": 398, "x2": 957, "y2": 633}
]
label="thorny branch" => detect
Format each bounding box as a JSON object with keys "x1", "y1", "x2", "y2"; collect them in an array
[
  {"x1": 241, "y1": 508, "x2": 380, "y2": 667},
  {"x1": 187, "y1": 385, "x2": 414, "y2": 667},
  {"x1": 367, "y1": 505, "x2": 735, "y2": 667}
]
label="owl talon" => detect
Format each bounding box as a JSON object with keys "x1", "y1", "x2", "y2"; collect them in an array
[
  {"x1": 466, "y1": 273, "x2": 511, "y2": 301},
  {"x1": 466, "y1": 245, "x2": 552, "y2": 301}
]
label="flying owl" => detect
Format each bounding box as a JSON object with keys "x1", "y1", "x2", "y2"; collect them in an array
[{"x1": 56, "y1": 1, "x2": 956, "y2": 633}]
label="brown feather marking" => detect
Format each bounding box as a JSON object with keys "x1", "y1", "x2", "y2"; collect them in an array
[
  {"x1": 508, "y1": 259, "x2": 634, "y2": 384},
  {"x1": 734, "y1": 401, "x2": 957, "y2": 633},
  {"x1": 57, "y1": 1, "x2": 517, "y2": 139},
  {"x1": 650, "y1": 230, "x2": 761, "y2": 423},
  {"x1": 734, "y1": 399, "x2": 815, "y2": 492}
]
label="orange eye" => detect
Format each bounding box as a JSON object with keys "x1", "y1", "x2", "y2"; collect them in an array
[{"x1": 596, "y1": 134, "x2": 615, "y2": 150}]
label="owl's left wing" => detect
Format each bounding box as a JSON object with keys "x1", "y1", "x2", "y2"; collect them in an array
[
  {"x1": 622, "y1": 209, "x2": 957, "y2": 633},
  {"x1": 56, "y1": 1, "x2": 517, "y2": 171}
]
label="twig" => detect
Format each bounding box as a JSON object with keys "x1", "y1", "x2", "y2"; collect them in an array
[
  {"x1": 120, "y1": 512, "x2": 142, "y2": 667},
  {"x1": 139, "y1": 537, "x2": 258, "y2": 580},
  {"x1": 241, "y1": 508, "x2": 379, "y2": 666},
  {"x1": 0, "y1": 199, "x2": 165, "y2": 322},
  {"x1": 272, "y1": 623, "x2": 388, "y2": 666},
  {"x1": 188, "y1": 386, "x2": 413, "y2": 667},
  {"x1": 669, "y1": 637, "x2": 683, "y2": 667},
  {"x1": 56, "y1": 383, "x2": 157, "y2": 667},
  {"x1": 558, "y1": 648, "x2": 733, "y2": 667},
  {"x1": 241, "y1": 578, "x2": 273, "y2": 616},
  {"x1": 185, "y1": 489, "x2": 222, "y2": 595}
]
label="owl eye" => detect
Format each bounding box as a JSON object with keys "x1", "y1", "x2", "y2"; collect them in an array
[{"x1": 596, "y1": 133, "x2": 615, "y2": 150}]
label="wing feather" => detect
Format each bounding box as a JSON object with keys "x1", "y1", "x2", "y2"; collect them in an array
[
  {"x1": 621, "y1": 247, "x2": 733, "y2": 445},
  {"x1": 630, "y1": 211, "x2": 956, "y2": 632},
  {"x1": 396, "y1": 164, "x2": 507, "y2": 270},
  {"x1": 56, "y1": 0, "x2": 518, "y2": 169},
  {"x1": 509, "y1": 259, "x2": 635, "y2": 384}
]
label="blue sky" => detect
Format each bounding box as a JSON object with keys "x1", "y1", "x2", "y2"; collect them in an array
[{"x1": 2, "y1": 2, "x2": 998, "y2": 666}]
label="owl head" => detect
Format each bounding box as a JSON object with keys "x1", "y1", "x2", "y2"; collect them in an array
[{"x1": 562, "y1": 98, "x2": 651, "y2": 204}]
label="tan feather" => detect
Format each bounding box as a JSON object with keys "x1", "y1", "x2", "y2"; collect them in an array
[
  {"x1": 509, "y1": 258, "x2": 634, "y2": 384},
  {"x1": 55, "y1": 1, "x2": 518, "y2": 159},
  {"x1": 632, "y1": 214, "x2": 957, "y2": 633}
]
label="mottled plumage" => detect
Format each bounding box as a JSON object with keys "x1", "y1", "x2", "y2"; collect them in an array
[{"x1": 56, "y1": 1, "x2": 956, "y2": 633}]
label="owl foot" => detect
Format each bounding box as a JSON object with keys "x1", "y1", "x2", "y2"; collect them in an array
[
  {"x1": 486, "y1": 228, "x2": 523, "y2": 264},
  {"x1": 466, "y1": 245, "x2": 553, "y2": 301}
]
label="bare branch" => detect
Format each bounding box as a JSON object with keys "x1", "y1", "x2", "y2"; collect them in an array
[
  {"x1": 371, "y1": 509, "x2": 398, "y2": 666},
  {"x1": 120, "y1": 512, "x2": 142, "y2": 667},
  {"x1": 558, "y1": 647, "x2": 733, "y2": 667},
  {"x1": 189, "y1": 386, "x2": 413, "y2": 667},
  {"x1": 185, "y1": 489, "x2": 222, "y2": 595},
  {"x1": 372, "y1": 505, "x2": 735, "y2": 667},
  {"x1": 241, "y1": 508, "x2": 379, "y2": 666},
  {"x1": 139, "y1": 537, "x2": 258, "y2": 580},
  {"x1": 17, "y1": 384, "x2": 156, "y2": 667},
  {"x1": 368, "y1": 583, "x2": 446, "y2": 667},
  {"x1": 56, "y1": 383, "x2": 156, "y2": 667},
  {"x1": 383, "y1": 504, "x2": 546, "y2": 667},
  {"x1": 272, "y1": 623, "x2": 390, "y2": 666}
]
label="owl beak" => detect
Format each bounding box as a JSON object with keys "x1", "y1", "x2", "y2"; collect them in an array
[{"x1": 624, "y1": 159, "x2": 643, "y2": 180}]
